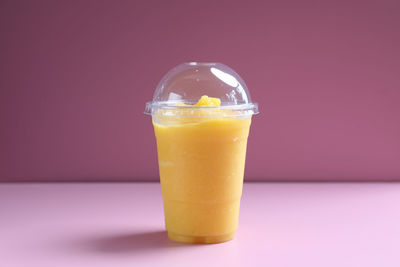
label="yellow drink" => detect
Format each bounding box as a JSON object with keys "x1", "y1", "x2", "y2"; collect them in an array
[{"x1": 153, "y1": 96, "x2": 251, "y2": 243}]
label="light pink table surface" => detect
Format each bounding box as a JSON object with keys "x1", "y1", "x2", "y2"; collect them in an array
[{"x1": 1, "y1": 182, "x2": 399, "y2": 267}]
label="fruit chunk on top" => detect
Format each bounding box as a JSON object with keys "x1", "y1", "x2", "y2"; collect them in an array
[{"x1": 193, "y1": 95, "x2": 221, "y2": 107}]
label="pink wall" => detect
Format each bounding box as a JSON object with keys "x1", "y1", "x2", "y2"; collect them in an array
[{"x1": 1, "y1": 0, "x2": 399, "y2": 182}]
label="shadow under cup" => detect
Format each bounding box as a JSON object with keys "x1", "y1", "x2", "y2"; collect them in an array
[{"x1": 153, "y1": 115, "x2": 252, "y2": 244}]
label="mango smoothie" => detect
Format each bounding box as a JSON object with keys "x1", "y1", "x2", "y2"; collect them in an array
[{"x1": 153, "y1": 96, "x2": 251, "y2": 243}]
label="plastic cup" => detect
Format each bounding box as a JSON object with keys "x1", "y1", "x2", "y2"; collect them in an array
[{"x1": 145, "y1": 62, "x2": 258, "y2": 244}]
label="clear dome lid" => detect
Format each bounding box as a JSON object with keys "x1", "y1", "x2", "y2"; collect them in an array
[{"x1": 145, "y1": 62, "x2": 258, "y2": 117}]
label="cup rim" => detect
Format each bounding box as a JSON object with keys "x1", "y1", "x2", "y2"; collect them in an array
[{"x1": 144, "y1": 101, "x2": 259, "y2": 117}]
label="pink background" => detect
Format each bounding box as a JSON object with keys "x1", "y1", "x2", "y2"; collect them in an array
[
  {"x1": 1, "y1": 0, "x2": 399, "y2": 182},
  {"x1": 2, "y1": 182, "x2": 400, "y2": 266}
]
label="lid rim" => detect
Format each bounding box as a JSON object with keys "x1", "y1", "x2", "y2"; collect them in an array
[
  {"x1": 146, "y1": 101, "x2": 258, "y2": 109},
  {"x1": 144, "y1": 101, "x2": 259, "y2": 116}
]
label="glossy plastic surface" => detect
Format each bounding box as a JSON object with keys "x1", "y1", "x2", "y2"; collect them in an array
[{"x1": 145, "y1": 62, "x2": 258, "y2": 117}]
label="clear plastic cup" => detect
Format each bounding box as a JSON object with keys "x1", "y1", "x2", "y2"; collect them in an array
[{"x1": 145, "y1": 62, "x2": 258, "y2": 244}]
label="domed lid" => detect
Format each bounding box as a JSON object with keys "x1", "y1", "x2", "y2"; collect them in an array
[{"x1": 145, "y1": 62, "x2": 258, "y2": 117}]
